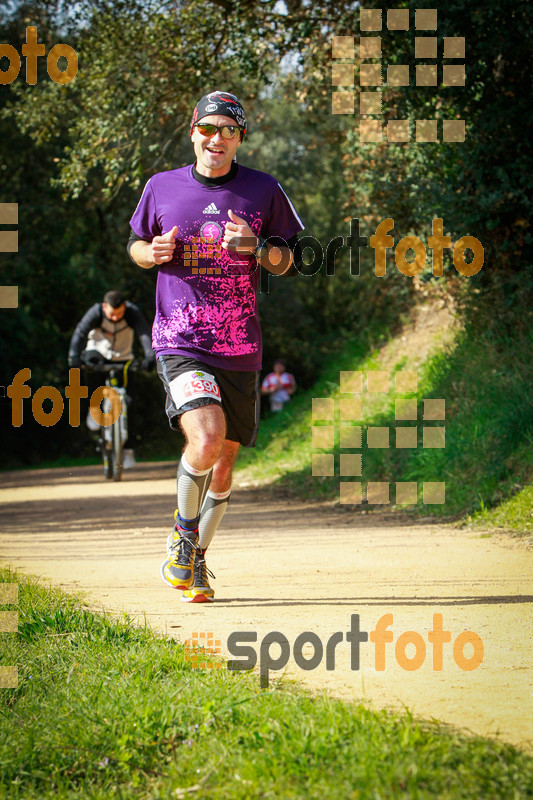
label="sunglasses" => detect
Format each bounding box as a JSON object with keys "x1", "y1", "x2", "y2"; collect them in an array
[{"x1": 193, "y1": 123, "x2": 243, "y2": 140}]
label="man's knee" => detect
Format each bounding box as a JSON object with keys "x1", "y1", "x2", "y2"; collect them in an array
[
  {"x1": 181, "y1": 404, "x2": 226, "y2": 464},
  {"x1": 194, "y1": 429, "x2": 225, "y2": 461}
]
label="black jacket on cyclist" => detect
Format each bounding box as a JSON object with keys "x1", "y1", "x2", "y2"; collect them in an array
[{"x1": 68, "y1": 301, "x2": 154, "y2": 367}]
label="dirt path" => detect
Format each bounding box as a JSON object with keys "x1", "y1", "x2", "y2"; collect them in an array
[{"x1": 1, "y1": 463, "x2": 532, "y2": 751}]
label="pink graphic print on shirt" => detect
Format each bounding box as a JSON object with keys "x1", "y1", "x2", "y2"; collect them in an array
[{"x1": 153, "y1": 214, "x2": 262, "y2": 357}]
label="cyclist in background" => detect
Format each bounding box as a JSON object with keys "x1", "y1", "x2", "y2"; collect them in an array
[{"x1": 68, "y1": 289, "x2": 155, "y2": 466}]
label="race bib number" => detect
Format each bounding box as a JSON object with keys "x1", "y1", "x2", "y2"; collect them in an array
[{"x1": 169, "y1": 370, "x2": 221, "y2": 410}]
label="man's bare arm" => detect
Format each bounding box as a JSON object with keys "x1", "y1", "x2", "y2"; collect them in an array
[
  {"x1": 130, "y1": 240, "x2": 156, "y2": 270},
  {"x1": 130, "y1": 226, "x2": 179, "y2": 270}
]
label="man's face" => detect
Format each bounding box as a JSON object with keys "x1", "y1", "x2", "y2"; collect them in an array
[
  {"x1": 273, "y1": 362, "x2": 285, "y2": 375},
  {"x1": 103, "y1": 302, "x2": 126, "y2": 322},
  {"x1": 191, "y1": 114, "x2": 242, "y2": 177}
]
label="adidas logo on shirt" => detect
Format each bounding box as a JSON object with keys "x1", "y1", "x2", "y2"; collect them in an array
[{"x1": 203, "y1": 202, "x2": 220, "y2": 214}]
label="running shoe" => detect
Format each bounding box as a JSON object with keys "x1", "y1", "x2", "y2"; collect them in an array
[
  {"x1": 161, "y1": 524, "x2": 198, "y2": 590},
  {"x1": 181, "y1": 552, "x2": 215, "y2": 603},
  {"x1": 166, "y1": 509, "x2": 180, "y2": 555}
]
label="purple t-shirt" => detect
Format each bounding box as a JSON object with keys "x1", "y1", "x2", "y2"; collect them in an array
[{"x1": 129, "y1": 164, "x2": 304, "y2": 371}]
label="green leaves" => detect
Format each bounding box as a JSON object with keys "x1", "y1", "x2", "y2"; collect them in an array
[{"x1": 6, "y1": 0, "x2": 295, "y2": 199}]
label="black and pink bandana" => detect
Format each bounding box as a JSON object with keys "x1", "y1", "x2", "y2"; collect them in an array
[{"x1": 190, "y1": 91, "x2": 247, "y2": 136}]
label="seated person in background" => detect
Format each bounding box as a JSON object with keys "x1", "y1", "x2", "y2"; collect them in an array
[
  {"x1": 68, "y1": 290, "x2": 155, "y2": 466},
  {"x1": 261, "y1": 359, "x2": 297, "y2": 412}
]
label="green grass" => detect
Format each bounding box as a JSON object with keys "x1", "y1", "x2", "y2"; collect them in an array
[
  {"x1": 236, "y1": 335, "x2": 375, "y2": 492},
  {"x1": 1, "y1": 569, "x2": 533, "y2": 799},
  {"x1": 236, "y1": 320, "x2": 533, "y2": 525},
  {"x1": 468, "y1": 485, "x2": 533, "y2": 534}
]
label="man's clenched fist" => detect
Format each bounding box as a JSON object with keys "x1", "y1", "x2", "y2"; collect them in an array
[{"x1": 222, "y1": 209, "x2": 257, "y2": 253}]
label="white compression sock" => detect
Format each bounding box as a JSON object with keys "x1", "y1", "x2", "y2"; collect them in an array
[
  {"x1": 198, "y1": 488, "x2": 231, "y2": 550},
  {"x1": 176, "y1": 454, "x2": 213, "y2": 529}
]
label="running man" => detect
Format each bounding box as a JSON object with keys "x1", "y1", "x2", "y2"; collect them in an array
[{"x1": 128, "y1": 91, "x2": 304, "y2": 602}]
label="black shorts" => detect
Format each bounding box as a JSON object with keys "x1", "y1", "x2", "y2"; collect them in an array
[{"x1": 156, "y1": 355, "x2": 260, "y2": 448}]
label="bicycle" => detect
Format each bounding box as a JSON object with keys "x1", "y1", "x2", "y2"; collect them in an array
[{"x1": 83, "y1": 359, "x2": 137, "y2": 482}]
